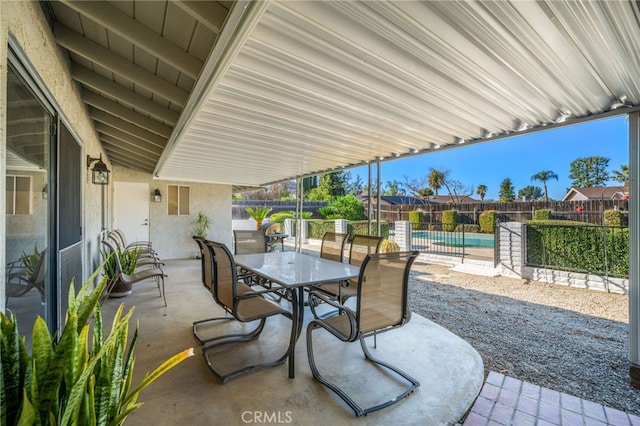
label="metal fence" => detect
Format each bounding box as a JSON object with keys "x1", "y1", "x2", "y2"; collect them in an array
[
  {"x1": 525, "y1": 223, "x2": 629, "y2": 277},
  {"x1": 410, "y1": 223, "x2": 467, "y2": 258}
]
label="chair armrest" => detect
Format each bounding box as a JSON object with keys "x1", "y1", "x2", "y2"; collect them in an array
[{"x1": 308, "y1": 289, "x2": 354, "y2": 320}]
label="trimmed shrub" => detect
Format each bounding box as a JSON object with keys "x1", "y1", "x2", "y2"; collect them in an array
[
  {"x1": 270, "y1": 211, "x2": 295, "y2": 223},
  {"x1": 604, "y1": 209, "x2": 623, "y2": 227},
  {"x1": 442, "y1": 210, "x2": 457, "y2": 232},
  {"x1": 307, "y1": 220, "x2": 335, "y2": 239},
  {"x1": 347, "y1": 221, "x2": 390, "y2": 239},
  {"x1": 455, "y1": 224, "x2": 480, "y2": 233},
  {"x1": 526, "y1": 222, "x2": 628, "y2": 276},
  {"x1": 479, "y1": 210, "x2": 497, "y2": 234},
  {"x1": 533, "y1": 209, "x2": 552, "y2": 220},
  {"x1": 409, "y1": 210, "x2": 425, "y2": 230}
]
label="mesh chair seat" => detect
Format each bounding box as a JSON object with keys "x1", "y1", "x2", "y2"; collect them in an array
[{"x1": 306, "y1": 251, "x2": 420, "y2": 417}]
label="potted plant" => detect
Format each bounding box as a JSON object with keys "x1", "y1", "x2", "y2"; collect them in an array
[
  {"x1": 192, "y1": 211, "x2": 212, "y2": 238},
  {"x1": 380, "y1": 238, "x2": 400, "y2": 253},
  {"x1": 0, "y1": 267, "x2": 193, "y2": 425},
  {"x1": 101, "y1": 246, "x2": 140, "y2": 297},
  {"x1": 245, "y1": 207, "x2": 273, "y2": 230}
]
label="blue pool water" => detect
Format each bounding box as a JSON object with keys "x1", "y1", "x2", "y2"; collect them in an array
[{"x1": 412, "y1": 231, "x2": 494, "y2": 248}]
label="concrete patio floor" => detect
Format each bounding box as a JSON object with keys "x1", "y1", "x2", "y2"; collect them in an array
[{"x1": 100, "y1": 257, "x2": 484, "y2": 425}]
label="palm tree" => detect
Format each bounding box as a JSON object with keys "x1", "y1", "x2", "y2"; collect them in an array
[
  {"x1": 476, "y1": 184, "x2": 487, "y2": 201},
  {"x1": 428, "y1": 169, "x2": 445, "y2": 196},
  {"x1": 612, "y1": 164, "x2": 629, "y2": 186},
  {"x1": 531, "y1": 170, "x2": 558, "y2": 202}
]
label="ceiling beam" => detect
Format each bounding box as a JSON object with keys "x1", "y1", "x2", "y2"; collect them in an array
[
  {"x1": 100, "y1": 136, "x2": 159, "y2": 167},
  {"x1": 94, "y1": 122, "x2": 164, "y2": 155},
  {"x1": 71, "y1": 64, "x2": 179, "y2": 124},
  {"x1": 89, "y1": 107, "x2": 168, "y2": 148},
  {"x1": 172, "y1": 1, "x2": 228, "y2": 34},
  {"x1": 54, "y1": 23, "x2": 189, "y2": 106},
  {"x1": 59, "y1": 0, "x2": 203, "y2": 79},
  {"x1": 104, "y1": 150, "x2": 155, "y2": 172},
  {"x1": 82, "y1": 90, "x2": 173, "y2": 138}
]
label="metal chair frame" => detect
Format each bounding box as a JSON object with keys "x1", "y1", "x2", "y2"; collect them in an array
[
  {"x1": 306, "y1": 251, "x2": 420, "y2": 417},
  {"x1": 193, "y1": 240, "x2": 294, "y2": 383}
]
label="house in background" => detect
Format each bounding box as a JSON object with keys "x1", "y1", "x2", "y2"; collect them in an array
[{"x1": 562, "y1": 186, "x2": 629, "y2": 202}]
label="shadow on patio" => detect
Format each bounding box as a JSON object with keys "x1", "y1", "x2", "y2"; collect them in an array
[{"x1": 99, "y1": 257, "x2": 484, "y2": 425}]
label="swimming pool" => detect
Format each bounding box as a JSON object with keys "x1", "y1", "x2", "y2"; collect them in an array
[{"x1": 412, "y1": 231, "x2": 494, "y2": 248}]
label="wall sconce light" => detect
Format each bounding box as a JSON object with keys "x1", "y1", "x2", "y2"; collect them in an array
[
  {"x1": 153, "y1": 188, "x2": 162, "y2": 203},
  {"x1": 87, "y1": 154, "x2": 110, "y2": 185}
]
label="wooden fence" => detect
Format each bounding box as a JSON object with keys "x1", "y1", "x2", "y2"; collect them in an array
[{"x1": 374, "y1": 199, "x2": 629, "y2": 226}]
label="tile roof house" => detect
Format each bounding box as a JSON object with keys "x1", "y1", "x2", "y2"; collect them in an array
[{"x1": 562, "y1": 186, "x2": 629, "y2": 202}]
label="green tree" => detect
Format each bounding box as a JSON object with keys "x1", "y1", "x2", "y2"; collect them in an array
[
  {"x1": 518, "y1": 185, "x2": 543, "y2": 201},
  {"x1": 383, "y1": 180, "x2": 405, "y2": 196},
  {"x1": 428, "y1": 168, "x2": 446, "y2": 196},
  {"x1": 531, "y1": 170, "x2": 559, "y2": 202},
  {"x1": 347, "y1": 174, "x2": 364, "y2": 195},
  {"x1": 331, "y1": 194, "x2": 365, "y2": 220},
  {"x1": 568, "y1": 156, "x2": 610, "y2": 187},
  {"x1": 612, "y1": 164, "x2": 629, "y2": 186},
  {"x1": 417, "y1": 187, "x2": 434, "y2": 200},
  {"x1": 319, "y1": 171, "x2": 349, "y2": 199},
  {"x1": 476, "y1": 184, "x2": 487, "y2": 201},
  {"x1": 499, "y1": 178, "x2": 516, "y2": 202}
]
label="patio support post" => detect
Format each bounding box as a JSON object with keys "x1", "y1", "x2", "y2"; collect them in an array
[
  {"x1": 368, "y1": 162, "x2": 372, "y2": 235},
  {"x1": 629, "y1": 111, "x2": 640, "y2": 389},
  {"x1": 376, "y1": 159, "x2": 381, "y2": 236}
]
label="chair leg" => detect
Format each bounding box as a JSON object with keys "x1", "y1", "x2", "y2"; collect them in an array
[
  {"x1": 202, "y1": 315, "x2": 293, "y2": 384},
  {"x1": 193, "y1": 316, "x2": 266, "y2": 346},
  {"x1": 306, "y1": 322, "x2": 420, "y2": 417}
]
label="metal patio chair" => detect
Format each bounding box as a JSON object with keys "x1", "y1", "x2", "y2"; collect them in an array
[
  {"x1": 100, "y1": 238, "x2": 167, "y2": 306},
  {"x1": 306, "y1": 250, "x2": 420, "y2": 417},
  {"x1": 311, "y1": 234, "x2": 383, "y2": 308},
  {"x1": 193, "y1": 240, "x2": 294, "y2": 383},
  {"x1": 5, "y1": 249, "x2": 46, "y2": 304}
]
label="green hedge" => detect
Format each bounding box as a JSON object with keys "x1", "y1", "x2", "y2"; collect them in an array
[
  {"x1": 442, "y1": 210, "x2": 457, "y2": 232},
  {"x1": 533, "y1": 209, "x2": 552, "y2": 220},
  {"x1": 604, "y1": 209, "x2": 623, "y2": 227},
  {"x1": 526, "y1": 222, "x2": 628, "y2": 277},
  {"x1": 408, "y1": 211, "x2": 424, "y2": 230},
  {"x1": 347, "y1": 221, "x2": 390, "y2": 239},
  {"x1": 307, "y1": 220, "x2": 336, "y2": 239},
  {"x1": 479, "y1": 210, "x2": 497, "y2": 234},
  {"x1": 455, "y1": 224, "x2": 480, "y2": 233}
]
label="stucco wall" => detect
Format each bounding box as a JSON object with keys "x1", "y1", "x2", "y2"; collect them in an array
[{"x1": 112, "y1": 166, "x2": 232, "y2": 259}]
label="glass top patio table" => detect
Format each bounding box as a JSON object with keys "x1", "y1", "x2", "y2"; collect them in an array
[{"x1": 234, "y1": 251, "x2": 360, "y2": 378}]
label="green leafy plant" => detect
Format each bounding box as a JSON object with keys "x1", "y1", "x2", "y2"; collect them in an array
[
  {"x1": 101, "y1": 247, "x2": 140, "y2": 281},
  {"x1": 380, "y1": 238, "x2": 400, "y2": 253},
  {"x1": 533, "y1": 209, "x2": 552, "y2": 221},
  {"x1": 455, "y1": 224, "x2": 480, "y2": 233},
  {"x1": 318, "y1": 206, "x2": 340, "y2": 220},
  {"x1": 245, "y1": 207, "x2": 273, "y2": 230},
  {"x1": 21, "y1": 243, "x2": 41, "y2": 275},
  {"x1": 0, "y1": 267, "x2": 193, "y2": 425},
  {"x1": 479, "y1": 210, "x2": 497, "y2": 234},
  {"x1": 192, "y1": 212, "x2": 212, "y2": 238},
  {"x1": 442, "y1": 210, "x2": 458, "y2": 232},
  {"x1": 604, "y1": 209, "x2": 623, "y2": 227}
]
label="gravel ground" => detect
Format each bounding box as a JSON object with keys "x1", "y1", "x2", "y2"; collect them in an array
[{"x1": 407, "y1": 262, "x2": 639, "y2": 416}]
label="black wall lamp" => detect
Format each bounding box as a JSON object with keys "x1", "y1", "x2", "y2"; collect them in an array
[
  {"x1": 87, "y1": 154, "x2": 110, "y2": 185},
  {"x1": 153, "y1": 188, "x2": 162, "y2": 203}
]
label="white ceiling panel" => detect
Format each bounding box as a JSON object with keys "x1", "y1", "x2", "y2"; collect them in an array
[{"x1": 156, "y1": 0, "x2": 640, "y2": 186}]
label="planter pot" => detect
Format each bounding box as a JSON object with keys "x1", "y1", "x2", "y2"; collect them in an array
[{"x1": 109, "y1": 279, "x2": 132, "y2": 298}]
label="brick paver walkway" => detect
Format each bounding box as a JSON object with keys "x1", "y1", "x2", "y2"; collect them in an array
[{"x1": 463, "y1": 371, "x2": 640, "y2": 426}]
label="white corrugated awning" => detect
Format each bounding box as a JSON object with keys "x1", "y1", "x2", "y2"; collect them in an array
[{"x1": 155, "y1": 0, "x2": 640, "y2": 186}]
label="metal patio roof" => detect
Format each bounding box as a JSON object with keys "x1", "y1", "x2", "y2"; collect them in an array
[{"x1": 48, "y1": 1, "x2": 640, "y2": 187}]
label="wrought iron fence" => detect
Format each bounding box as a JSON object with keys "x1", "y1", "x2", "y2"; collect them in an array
[
  {"x1": 525, "y1": 223, "x2": 629, "y2": 277},
  {"x1": 410, "y1": 223, "x2": 466, "y2": 257}
]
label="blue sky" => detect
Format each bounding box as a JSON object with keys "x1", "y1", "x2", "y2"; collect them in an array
[{"x1": 348, "y1": 115, "x2": 629, "y2": 201}]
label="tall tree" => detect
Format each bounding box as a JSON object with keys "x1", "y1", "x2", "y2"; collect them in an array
[
  {"x1": 518, "y1": 185, "x2": 544, "y2": 201},
  {"x1": 383, "y1": 180, "x2": 405, "y2": 196},
  {"x1": 568, "y1": 156, "x2": 610, "y2": 187},
  {"x1": 428, "y1": 168, "x2": 446, "y2": 196},
  {"x1": 476, "y1": 184, "x2": 487, "y2": 201},
  {"x1": 346, "y1": 174, "x2": 364, "y2": 195},
  {"x1": 611, "y1": 164, "x2": 629, "y2": 186},
  {"x1": 499, "y1": 178, "x2": 516, "y2": 202},
  {"x1": 531, "y1": 170, "x2": 558, "y2": 202}
]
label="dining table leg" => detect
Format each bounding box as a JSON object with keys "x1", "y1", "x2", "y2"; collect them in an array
[{"x1": 287, "y1": 286, "x2": 306, "y2": 378}]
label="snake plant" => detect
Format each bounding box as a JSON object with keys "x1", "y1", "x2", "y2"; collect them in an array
[{"x1": 0, "y1": 265, "x2": 193, "y2": 425}]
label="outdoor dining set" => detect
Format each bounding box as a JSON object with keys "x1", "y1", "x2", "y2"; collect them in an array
[{"x1": 191, "y1": 230, "x2": 421, "y2": 417}]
